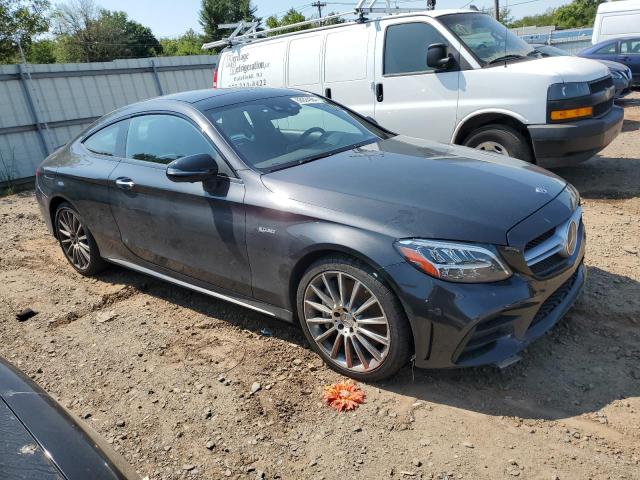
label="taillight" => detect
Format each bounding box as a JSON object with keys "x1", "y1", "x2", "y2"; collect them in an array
[
  {"x1": 213, "y1": 69, "x2": 218, "y2": 88},
  {"x1": 35, "y1": 166, "x2": 42, "y2": 178}
]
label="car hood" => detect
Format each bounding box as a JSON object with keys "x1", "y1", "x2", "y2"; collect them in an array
[
  {"x1": 596, "y1": 59, "x2": 629, "y2": 72},
  {"x1": 506, "y1": 56, "x2": 610, "y2": 82},
  {"x1": 261, "y1": 136, "x2": 567, "y2": 245}
]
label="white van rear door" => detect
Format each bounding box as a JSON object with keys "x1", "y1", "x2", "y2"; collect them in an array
[
  {"x1": 323, "y1": 24, "x2": 376, "y2": 117},
  {"x1": 287, "y1": 35, "x2": 324, "y2": 94},
  {"x1": 372, "y1": 18, "x2": 460, "y2": 144}
]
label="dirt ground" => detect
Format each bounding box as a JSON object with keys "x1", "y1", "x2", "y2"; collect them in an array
[{"x1": 1, "y1": 93, "x2": 640, "y2": 480}]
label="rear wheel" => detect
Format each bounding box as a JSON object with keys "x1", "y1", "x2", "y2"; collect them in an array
[
  {"x1": 54, "y1": 202, "x2": 106, "y2": 276},
  {"x1": 297, "y1": 256, "x2": 411, "y2": 382},
  {"x1": 463, "y1": 124, "x2": 533, "y2": 162}
]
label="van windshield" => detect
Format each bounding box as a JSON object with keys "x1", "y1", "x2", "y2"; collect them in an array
[
  {"x1": 440, "y1": 13, "x2": 535, "y2": 65},
  {"x1": 206, "y1": 95, "x2": 391, "y2": 173}
]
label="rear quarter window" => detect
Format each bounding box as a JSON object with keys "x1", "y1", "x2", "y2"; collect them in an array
[{"x1": 83, "y1": 122, "x2": 124, "y2": 156}]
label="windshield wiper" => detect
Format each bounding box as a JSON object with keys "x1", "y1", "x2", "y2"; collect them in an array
[
  {"x1": 265, "y1": 139, "x2": 377, "y2": 173},
  {"x1": 487, "y1": 54, "x2": 527, "y2": 65}
]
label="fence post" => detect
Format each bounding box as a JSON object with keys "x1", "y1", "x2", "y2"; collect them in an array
[
  {"x1": 17, "y1": 63, "x2": 49, "y2": 157},
  {"x1": 151, "y1": 59, "x2": 164, "y2": 96}
]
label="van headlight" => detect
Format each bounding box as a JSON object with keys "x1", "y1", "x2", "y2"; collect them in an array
[
  {"x1": 547, "y1": 82, "x2": 593, "y2": 122},
  {"x1": 394, "y1": 239, "x2": 512, "y2": 283},
  {"x1": 547, "y1": 82, "x2": 590, "y2": 100}
]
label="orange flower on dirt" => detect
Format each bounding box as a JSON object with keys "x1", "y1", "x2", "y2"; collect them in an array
[{"x1": 323, "y1": 380, "x2": 365, "y2": 412}]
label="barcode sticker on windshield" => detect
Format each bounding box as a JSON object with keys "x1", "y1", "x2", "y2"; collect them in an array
[{"x1": 291, "y1": 96, "x2": 324, "y2": 105}]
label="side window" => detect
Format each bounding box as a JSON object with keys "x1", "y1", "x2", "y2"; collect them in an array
[
  {"x1": 126, "y1": 115, "x2": 220, "y2": 166},
  {"x1": 620, "y1": 40, "x2": 640, "y2": 54},
  {"x1": 384, "y1": 22, "x2": 447, "y2": 75},
  {"x1": 594, "y1": 42, "x2": 617, "y2": 55},
  {"x1": 83, "y1": 122, "x2": 123, "y2": 156}
]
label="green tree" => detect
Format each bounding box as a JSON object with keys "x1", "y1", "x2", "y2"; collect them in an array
[
  {"x1": 26, "y1": 38, "x2": 55, "y2": 62},
  {"x1": 554, "y1": 0, "x2": 604, "y2": 28},
  {"x1": 52, "y1": 0, "x2": 161, "y2": 62},
  {"x1": 161, "y1": 29, "x2": 205, "y2": 56},
  {"x1": 0, "y1": 0, "x2": 50, "y2": 63},
  {"x1": 509, "y1": 9, "x2": 556, "y2": 28},
  {"x1": 199, "y1": 0, "x2": 257, "y2": 46},
  {"x1": 265, "y1": 8, "x2": 309, "y2": 36}
]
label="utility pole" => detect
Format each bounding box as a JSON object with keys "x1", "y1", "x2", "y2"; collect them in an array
[
  {"x1": 494, "y1": 0, "x2": 500, "y2": 20},
  {"x1": 311, "y1": 1, "x2": 326, "y2": 19}
]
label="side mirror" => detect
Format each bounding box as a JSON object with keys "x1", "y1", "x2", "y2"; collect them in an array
[
  {"x1": 166, "y1": 153, "x2": 218, "y2": 183},
  {"x1": 427, "y1": 43, "x2": 453, "y2": 70},
  {"x1": 366, "y1": 115, "x2": 379, "y2": 125}
]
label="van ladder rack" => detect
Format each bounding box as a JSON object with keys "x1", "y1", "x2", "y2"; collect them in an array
[{"x1": 201, "y1": 1, "x2": 433, "y2": 50}]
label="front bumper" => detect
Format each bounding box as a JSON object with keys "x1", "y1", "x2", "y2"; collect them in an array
[
  {"x1": 385, "y1": 199, "x2": 586, "y2": 370},
  {"x1": 527, "y1": 106, "x2": 623, "y2": 168}
]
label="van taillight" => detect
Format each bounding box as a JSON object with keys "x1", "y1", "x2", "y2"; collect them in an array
[{"x1": 213, "y1": 69, "x2": 218, "y2": 88}]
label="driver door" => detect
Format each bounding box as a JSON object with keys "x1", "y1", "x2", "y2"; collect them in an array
[
  {"x1": 108, "y1": 113, "x2": 252, "y2": 295},
  {"x1": 373, "y1": 18, "x2": 461, "y2": 144}
]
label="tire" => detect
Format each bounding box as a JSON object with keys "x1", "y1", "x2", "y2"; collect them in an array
[
  {"x1": 54, "y1": 202, "x2": 106, "y2": 276},
  {"x1": 296, "y1": 256, "x2": 412, "y2": 382},
  {"x1": 463, "y1": 124, "x2": 533, "y2": 162}
]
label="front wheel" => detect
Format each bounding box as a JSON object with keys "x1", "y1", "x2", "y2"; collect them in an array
[
  {"x1": 463, "y1": 124, "x2": 533, "y2": 162},
  {"x1": 297, "y1": 257, "x2": 412, "y2": 382}
]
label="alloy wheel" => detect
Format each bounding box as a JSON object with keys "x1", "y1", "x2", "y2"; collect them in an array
[
  {"x1": 475, "y1": 140, "x2": 510, "y2": 156},
  {"x1": 57, "y1": 208, "x2": 91, "y2": 270},
  {"x1": 303, "y1": 271, "x2": 390, "y2": 373}
]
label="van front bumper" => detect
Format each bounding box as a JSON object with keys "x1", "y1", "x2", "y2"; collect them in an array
[{"x1": 527, "y1": 106, "x2": 623, "y2": 168}]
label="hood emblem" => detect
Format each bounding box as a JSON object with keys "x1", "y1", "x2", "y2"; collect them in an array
[{"x1": 535, "y1": 187, "x2": 548, "y2": 194}]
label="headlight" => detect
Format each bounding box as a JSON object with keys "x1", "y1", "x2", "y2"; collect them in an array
[
  {"x1": 394, "y1": 239, "x2": 512, "y2": 283},
  {"x1": 547, "y1": 82, "x2": 590, "y2": 100},
  {"x1": 610, "y1": 70, "x2": 622, "y2": 79}
]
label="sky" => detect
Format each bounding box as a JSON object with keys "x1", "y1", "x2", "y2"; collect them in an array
[{"x1": 94, "y1": 0, "x2": 576, "y2": 38}]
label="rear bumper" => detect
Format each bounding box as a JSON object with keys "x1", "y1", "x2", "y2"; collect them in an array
[{"x1": 527, "y1": 106, "x2": 623, "y2": 168}]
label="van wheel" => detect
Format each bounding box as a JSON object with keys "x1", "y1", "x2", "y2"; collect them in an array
[
  {"x1": 296, "y1": 256, "x2": 412, "y2": 382},
  {"x1": 463, "y1": 124, "x2": 533, "y2": 162}
]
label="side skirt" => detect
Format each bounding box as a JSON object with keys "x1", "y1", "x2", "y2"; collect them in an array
[{"x1": 105, "y1": 257, "x2": 293, "y2": 322}]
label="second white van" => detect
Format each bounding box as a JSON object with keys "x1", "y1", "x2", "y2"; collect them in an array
[
  {"x1": 592, "y1": 0, "x2": 640, "y2": 44},
  {"x1": 212, "y1": 9, "x2": 623, "y2": 167}
]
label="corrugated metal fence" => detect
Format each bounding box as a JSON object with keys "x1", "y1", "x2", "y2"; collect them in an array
[
  {"x1": 513, "y1": 26, "x2": 593, "y2": 54},
  {"x1": 0, "y1": 55, "x2": 218, "y2": 184}
]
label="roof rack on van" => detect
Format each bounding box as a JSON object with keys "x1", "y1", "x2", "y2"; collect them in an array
[{"x1": 201, "y1": 0, "x2": 433, "y2": 50}]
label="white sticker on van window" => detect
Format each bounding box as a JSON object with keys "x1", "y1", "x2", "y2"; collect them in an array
[{"x1": 290, "y1": 96, "x2": 324, "y2": 105}]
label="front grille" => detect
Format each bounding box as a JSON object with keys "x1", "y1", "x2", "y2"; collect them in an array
[
  {"x1": 589, "y1": 76, "x2": 613, "y2": 94},
  {"x1": 593, "y1": 98, "x2": 614, "y2": 117},
  {"x1": 523, "y1": 208, "x2": 582, "y2": 278},
  {"x1": 525, "y1": 227, "x2": 555, "y2": 251},
  {"x1": 529, "y1": 268, "x2": 580, "y2": 328},
  {"x1": 590, "y1": 76, "x2": 614, "y2": 118}
]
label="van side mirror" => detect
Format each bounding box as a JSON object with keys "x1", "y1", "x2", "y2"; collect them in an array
[
  {"x1": 427, "y1": 43, "x2": 453, "y2": 70},
  {"x1": 166, "y1": 153, "x2": 219, "y2": 183}
]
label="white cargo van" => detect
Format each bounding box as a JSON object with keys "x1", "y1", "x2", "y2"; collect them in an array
[
  {"x1": 209, "y1": 8, "x2": 623, "y2": 167},
  {"x1": 592, "y1": 0, "x2": 640, "y2": 44}
]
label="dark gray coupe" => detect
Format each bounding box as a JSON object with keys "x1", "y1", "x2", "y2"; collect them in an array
[{"x1": 36, "y1": 88, "x2": 585, "y2": 380}]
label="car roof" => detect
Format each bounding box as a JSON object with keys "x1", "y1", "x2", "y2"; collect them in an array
[{"x1": 159, "y1": 87, "x2": 307, "y2": 110}]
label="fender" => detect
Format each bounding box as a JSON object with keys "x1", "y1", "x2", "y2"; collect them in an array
[{"x1": 451, "y1": 108, "x2": 530, "y2": 144}]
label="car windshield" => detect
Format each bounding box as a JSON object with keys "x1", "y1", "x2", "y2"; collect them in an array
[
  {"x1": 206, "y1": 95, "x2": 389, "y2": 173},
  {"x1": 440, "y1": 13, "x2": 535, "y2": 65}
]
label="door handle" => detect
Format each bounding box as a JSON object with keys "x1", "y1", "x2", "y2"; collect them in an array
[
  {"x1": 324, "y1": 87, "x2": 332, "y2": 99},
  {"x1": 115, "y1": 177, "x2": 135, "y2": 190},
  {"x1": 375, "y1": 83, "x2": 384, "y2": 102}
]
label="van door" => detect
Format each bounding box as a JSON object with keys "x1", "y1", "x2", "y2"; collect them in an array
[
  {"x1": 372, "y1": 18, "x2": 460, "y2": 144},
  {"x1": 322, "y1": 24, "x2": 376, "y2": 118},
  {"x1": 287, "y1": 34, "x2": 323, "y2": 95}
]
